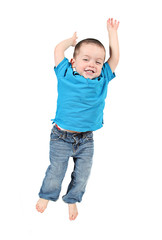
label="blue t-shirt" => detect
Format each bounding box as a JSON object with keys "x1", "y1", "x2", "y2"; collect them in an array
[{"x1": 51, "y1": 58, "x2": 115, "y2": 132}]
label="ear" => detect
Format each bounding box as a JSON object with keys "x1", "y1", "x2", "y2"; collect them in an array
[{"x1": 70, "y1": 58, "x2": 76, "y2": 68}]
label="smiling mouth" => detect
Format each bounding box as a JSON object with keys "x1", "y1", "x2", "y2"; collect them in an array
[{"x1": 85, "y1": 70, "x2": 95, "y2": 74}]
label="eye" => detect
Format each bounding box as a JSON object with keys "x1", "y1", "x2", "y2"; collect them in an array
[
  {"x1": 83, "y1": 58, "x2": 88, "y2": 61},
  {"x1": 96, "y1": 61, "x2": 101, "y2": 65}
]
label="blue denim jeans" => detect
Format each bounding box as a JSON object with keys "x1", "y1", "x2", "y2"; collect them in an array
[{"x1": 39, "y1": 125, "x2": 94, "y2": 204}]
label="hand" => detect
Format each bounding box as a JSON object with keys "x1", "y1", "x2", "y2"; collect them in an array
[
  {"x1": 71, "y1": 32, "x2": 78, "y2": 47},
  {"x1": 107, "y1": 18, "x2": 120, "y2": 32}
]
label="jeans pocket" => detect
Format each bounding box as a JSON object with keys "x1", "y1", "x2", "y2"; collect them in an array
[
  {"x1": 85, "y1": 132, "x2": 94, "y2": 142},
  {"x1": 50, "y1": 129, "x2": 62, "y2": 141},
  {"x1": 86, "y1": 137, "x2": 94, "y2": 142}
]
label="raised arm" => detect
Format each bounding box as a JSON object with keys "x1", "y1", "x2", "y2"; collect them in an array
[
  {"x1": 107, "y1": 18, "x2": 120, "y2": 73},
  {"x1": 54, "y1": 32, "x2": 78, "y2": 67}
]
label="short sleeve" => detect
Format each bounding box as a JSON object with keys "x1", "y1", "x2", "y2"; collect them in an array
[
  {"x1": 102, "y1": 62, "x2": 116, "y2": 83},
  {"x1": 54, "y1": 58, "x2": 70, "y2": 78}
]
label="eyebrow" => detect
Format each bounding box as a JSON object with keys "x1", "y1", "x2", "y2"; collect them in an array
[
  {"x1": 97, "y1": 58, "x2": 104, "y2": 61},
  {"x1": 83, "y1": 55, "x2": 104, "y2": 61}
]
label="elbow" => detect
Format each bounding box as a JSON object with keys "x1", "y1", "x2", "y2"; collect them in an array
[
  {"x1": 114, "y1": 56, "x2": 119, "y2": 67},
  {"x1": 115, "y1": 52, "x2": 120, "y2": 66},
  {"x1": 54, "y1": 45, "x2": 60, "y2": 55},
  {"x1": 110, "y1": 51, "x2": 119, "y2": 66},
  {"x1": 115, "y1": 52, "x2": 120, "y2": 64}
]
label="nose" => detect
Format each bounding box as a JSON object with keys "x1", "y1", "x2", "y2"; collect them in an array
[{"x1": 88, "y1": 60, "x2": 95, "y2": 68}]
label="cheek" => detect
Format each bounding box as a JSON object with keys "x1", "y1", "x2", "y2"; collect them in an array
[
  {"x1": 97, "y1": 66, "x2": 102, "y2": 73},
  {"x1": 80, "y1": 63, "x2": 86, "y2": 70}
]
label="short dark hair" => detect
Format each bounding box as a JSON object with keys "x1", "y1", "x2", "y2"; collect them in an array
[{"x1": 73, "y1": 38, "x2": 106, "y2": 58}]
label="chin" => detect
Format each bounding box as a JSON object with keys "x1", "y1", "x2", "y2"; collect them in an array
[{"x1": 84, "y1": 73, "x2": 95, "y2": 79}]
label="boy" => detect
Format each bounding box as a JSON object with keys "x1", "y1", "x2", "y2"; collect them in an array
[{"x1": 36, "y1": 18, "x2": 119, "y2": 220}]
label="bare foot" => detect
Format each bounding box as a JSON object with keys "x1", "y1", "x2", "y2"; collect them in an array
[
  {"x1": 68, "y1": 203, "x2": 78, "y2": 220},
  {"x1": 36, "y1": 198, "x2": 49, "y2": 213}
]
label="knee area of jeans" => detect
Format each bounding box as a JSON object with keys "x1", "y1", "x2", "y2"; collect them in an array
[
  {"x1": 72, "y1": 176, "x2": 89, "y2": 187},
  {"x1": 48, "y1": 161, "x2": 67, "y2": 173},
  {"x1": 43, "y1": 180, "x2": 61, "y2": 192}
]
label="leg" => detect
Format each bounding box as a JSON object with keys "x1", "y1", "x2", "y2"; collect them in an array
[
  {"x1": 38, "y1": 159, "x2": 69, "y2": 201},
  {"x1": 36, "y1": 129, "x2": 71, "y2": 212},
  {"x1": 63, "y1": 138, "x2": 94, "y2": 204}
]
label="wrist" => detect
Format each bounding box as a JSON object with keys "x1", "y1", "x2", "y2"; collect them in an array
[
  {"x1": 56, "y1": 38, "x2": 73, "y2": 52},
  {"x1": 67, "y1": 37, "x2": 74, "y2": 47},
  {"x1": 108, "y1": 29, "x2": 118, "y2": 36}
]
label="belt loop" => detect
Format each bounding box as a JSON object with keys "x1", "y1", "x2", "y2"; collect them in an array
[
  {"x1": 63, "y1": 131, "x2": 67, "y2": 139},
  {"x1": 82, "y1": 132, "x2": 86, "y2": 139}
]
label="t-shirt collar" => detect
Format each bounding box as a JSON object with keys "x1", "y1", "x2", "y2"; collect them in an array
[{"x1": 73, "y1": 70, "x2": 102, "y2": 81}]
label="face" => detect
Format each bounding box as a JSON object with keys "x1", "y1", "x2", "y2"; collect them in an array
[{"x1": 72, "y1": 43, "x2": 105, "y2": 79}]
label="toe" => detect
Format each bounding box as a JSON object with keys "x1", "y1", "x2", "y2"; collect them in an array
[{"x1": 36, "y1": 204, "x2": 40, "y2": 211}]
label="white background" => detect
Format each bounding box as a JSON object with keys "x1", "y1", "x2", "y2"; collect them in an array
[{"x1": 0, "y1": 0, "x2": 162, "y2": 239}]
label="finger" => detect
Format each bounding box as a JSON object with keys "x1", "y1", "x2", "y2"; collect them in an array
[
  {"x1": 114, "y1": 19, "x2": 119, "y2": 28},
  {"x1": 107, "y1": 18, "x2": 111, "y2": 26},
  {"x1": 73, "y1": 32, "x2": 77, "y2": 38},
  {"x1": 111, "y1": 18, "x2": 113, "y2": 26}
]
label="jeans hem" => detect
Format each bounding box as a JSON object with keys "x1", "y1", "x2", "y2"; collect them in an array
[
  {"x1": 39, "y1": 194, "x2": 59, "y2": 202},
  {"x1": 62, "y1": 197, "x2": 81, "y2": 204}
]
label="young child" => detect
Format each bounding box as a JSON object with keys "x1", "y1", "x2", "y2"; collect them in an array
[{"x1": 36, "y1": 18, "x2": 120, "y2": 220}]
